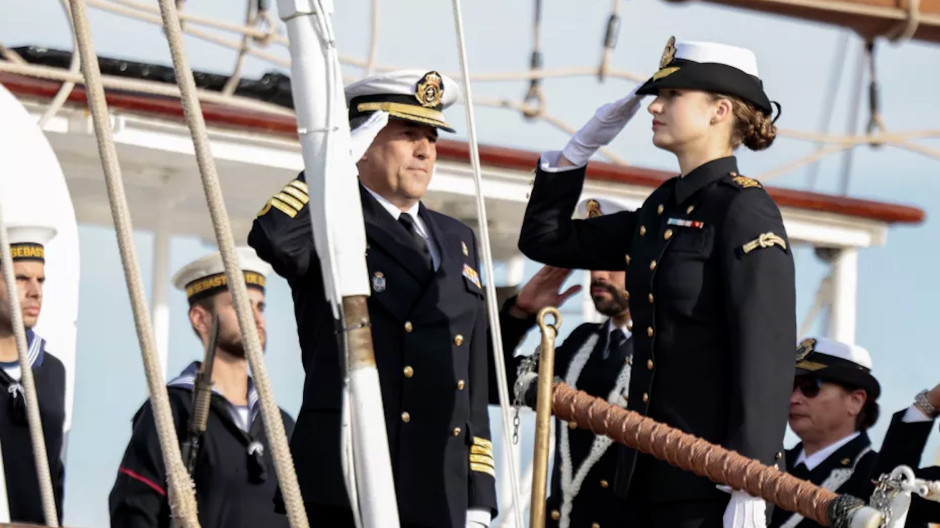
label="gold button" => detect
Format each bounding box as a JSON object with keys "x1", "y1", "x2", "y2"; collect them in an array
[
  {"x1": 649, "y1": 260, "x2": 657, "y2": 271},
  {"x1": 687, "y1": 205, "x2": 695, "y2": 214},
  {"x1": 626, "y1": 322, "x2": 633, "y2": 332},
  {"x1": 452, "y1": 427, "x2": 462, "y2": 436},
  {"x1": 457, "y1": 379, "x2": 466, "y2": 390},
  {"x1": 642, "y1": 393, "x2": 649, "y2": 403},
  {"x1": 600, "y1": 479, "x2": 609, "y2": 488},
  {"x1": 625, "y1": 254, "x2": 631, "y2": 265},
  {"x1": 639, "y1": 226, "x2": 647, "y2": 236},
  {"x1": 648, "y1": 293, "x2": 654, "y2": 303},
  {"x1": 401, "y1": 411, "x2": 411, "y2": 423},
  {"x1": 647, "y1": 359, "x2": 654, "y2": 370},
  {"x1": 657, "y1": 204, "x2": 664, "y2": 215},
  {"x1": 592, "y1": 523, "x2": 601, "y2": 528},
  {"x1": 453, "y1": 334, "x2": 464, "y2": 346},
  {"x1": 568, "y1": 421, "x2": 577, "y2": 430},
  {"x1": 403, "y1": 366, "x2": 414, "y2": 378},
  {"x1": 551, "y1": 510, "x2": 561, "y2": 521},
  {"x1": 730, "y1": 171, "x2": 738, "y2": 176},
  {"x1": 404, "y1": 321, "x2": 413, "y2": 333},
  {"x1": 664, "y1": 229, "x2": 673, "y2": 240},
  {"x1": 647, "y1": 327, "x2": 654, "y2": 337}
]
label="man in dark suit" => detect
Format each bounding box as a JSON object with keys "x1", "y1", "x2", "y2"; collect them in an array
[
  {"x1": 248, "y1": 70, "x2": 497, "y2": 528},
  {"x1": 496, "y1": 197, "x2": 635, "y2": 528},
  {"x1": 0, "y1": 224, "x2": 66, "y2": 525}
]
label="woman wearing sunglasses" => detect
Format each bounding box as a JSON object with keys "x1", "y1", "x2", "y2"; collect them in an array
[{"x1": 517, "y1": 37, "x2": 795, "y2": 528}]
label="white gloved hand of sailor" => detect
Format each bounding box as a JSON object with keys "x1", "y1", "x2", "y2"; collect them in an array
[
  {"x1": 720, "y1": 487, "x2": 767, "y2": 528},
  {"x1": 466, "y1": 508, "x2": 491, "y2": 528},
  {"x1": 350, "y1": 110, "x2": 389, "y2": 161},
  {"x1": 560, "y1": 85, "x2": 645, "y2": 167}
]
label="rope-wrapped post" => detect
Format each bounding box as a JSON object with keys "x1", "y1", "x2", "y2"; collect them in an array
[
  {"x1": 551, "y1": 383, "x2": 882, "y2": 528},
  {"x1": 0, "y1": 205, "x2": 59, "y2": 526}
]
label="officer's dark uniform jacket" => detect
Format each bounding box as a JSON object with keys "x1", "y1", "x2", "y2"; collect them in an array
[
  {"x1": 518, "y1": 156, "x2": 796, "y2": 504},
  {"x1": 498, "y1": 308, "x2": 632, "y2": 527},
  {"x1": 769, "y1": 432, "x2": 877, "y2": 528},
  {"x1": 248, "y1": 175, "x2": 498, "y2": 528},
  {"x1": 0, "y1": 329, "x2": 66, "y2": 524},
  {"x1": 109, "y1": 362, "x2": 294, "y2": 528}
]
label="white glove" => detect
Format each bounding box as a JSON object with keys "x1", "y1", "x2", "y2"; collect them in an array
[
  {"x1": 350, "y1": 110, "x2": 389, "y2": 161},
  {"x1": 722, "y1": 489, "x2": 767, "y2": 528},
  {"x1": 561, "y1": 86, "x2": 645, "y2": 167},
  {"x1": 466, "y1": 508, "x2": 491, "y2": 528}
]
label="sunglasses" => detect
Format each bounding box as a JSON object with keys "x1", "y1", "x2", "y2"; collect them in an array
[{"x1": 793, "y1": 377, "x2": 823, "y2": 398}]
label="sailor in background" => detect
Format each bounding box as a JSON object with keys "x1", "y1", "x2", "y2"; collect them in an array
[
  {"x1": 497, "y1": 197, "x2": 634, "y2": 528},
  {"x1": 109, "y1": 247, "x2": 294, "y2": 528},
  {"x1": 773, "y1": 337, "x2": 940, "y2": 528},
  {"x1": 249, "y1": 70, "x2": 497, "y2": 528},
  {"x1": 0, "y1": 224, "x2": 66, "y2": 524},
  {"x1": 516, "y1": 37, "x2": 795, "y2": 527}
]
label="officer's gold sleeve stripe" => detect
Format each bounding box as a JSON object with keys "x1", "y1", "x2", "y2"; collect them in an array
[
  {"x1": 275, "y1": 192, "x2": 304, "y2": 211},
  {"x1": 469, "y1": 454, "x2": 495, "y2": 467},
  {"x1": 472, "y1": 437, "x2": 492, "y2": 449},
  {"x1": 269, "y1": 198, "x2": 297, "y2": 218},
  {"x1": 470, "y1": 463, "x2": 496, "y2": 477},
  {"x1": 281, "y1": 185, "x2": 309, "y2": 205},
  {"x1": 470, "y1": 445, "x2": 493, "y2": 456},
  {"x1": 289, "y1": 180, "x2": 309, "y2": 194}
]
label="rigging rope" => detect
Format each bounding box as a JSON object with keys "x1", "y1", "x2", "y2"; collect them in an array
[
  {"x1": 153, "y1": 0, "x2": 308, "y2": 525},
  {"x1": 67, "y1": 0, "x2": 200, "y2": 524}
]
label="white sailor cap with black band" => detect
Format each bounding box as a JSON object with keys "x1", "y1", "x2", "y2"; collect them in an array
[
  {"x1": 6, "y1": 224, "x2": 57, "y2": 263},
  {"x1": 172, "y1": 247, "x2": 272, "y2": 305},
  {"x1": 637, "y1": 37, "x2": 777, "y2": 119},
  {"x1": 345, "y1": 69, "x2": 459, "y2": 133},
  {"x1": 576, "y1": 197, "x2": 631, "y2": 219},
  {"x1": 795, "y1": 336, "x2": 881, "y2": 399}
]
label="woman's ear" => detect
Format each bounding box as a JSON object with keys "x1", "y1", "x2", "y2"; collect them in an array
[{"x1": 711, "y1": 97, "x2": 734, "y2": 126}]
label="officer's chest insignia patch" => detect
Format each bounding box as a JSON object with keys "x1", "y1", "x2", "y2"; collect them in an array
[
  {"x1": 732, "y1": 175, "x2": 762, "y2": 189},
  {"x1": 372, "y1": 271, "x2": 386, "y2": 293},
  {"x1": 667, "y1": 218, "x2": 705, "y2": 229},
  {"x1": 741, "y1": 232, "x2": 787, "y2": 254},
  {"x1": 462, "y1": 263, "x2": 482, "y2": 289},
  {"x1": 461, "y1": 241, "x2": 469, "y2": 256}
]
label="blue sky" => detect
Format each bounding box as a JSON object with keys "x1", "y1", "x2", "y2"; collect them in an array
[{"x1": 3, "y1": 0, "x2": 940, "y2": 525}]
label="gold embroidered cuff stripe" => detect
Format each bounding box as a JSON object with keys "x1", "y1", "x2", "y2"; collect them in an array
[
  {"x1": 289, "y1": 180, "x2": 309, "y2": 194},
  {"x1": 470, "y1": 445, "x2": 493, "y2": 456},
  {"x1": 269, "y1": 198, "x2": 297, "y2": 218},
  {"x1": 470, "y1": 463, "x2": 496, "y2": 477},
  {"x1": 472, "y1": 437, "x2": 493, "y2": 449},
  {"x1": 275, "y1": 192, "x2": 304, "y2": 211},
  {"x1": 470, "y1": 454, "x2": 495, "y2": 467},
  {"x1": 281, "y1": 185, "x2": 309, "y2": 204}
]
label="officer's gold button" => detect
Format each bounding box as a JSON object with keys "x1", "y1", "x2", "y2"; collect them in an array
[
  {"x1": 457, "y1": 379, "x2": 466, "y2": 390},
  {"x1": 592, "y1": 523, "x2": 601, "y2": 528},
  {"x1": 639, "y1": 226, "x2": 647, "y2": 236},
  {"x1": 403, "y1": 366, "x2": 414, "y2": 378},
  {"x1": 600, "y1": 479, "x2": 609, "y2": 488},
  {"x1": 404, "y1": 321, "x2": 413, "y2": 333},
  {"x1": 401, "y1": 411, "x2": 411, "y2": 423},
  {"x1": 649, "y1": 260, "x2": 657, "y2": 271},
  {"x1": 642, "y1": 393, "x2": 649, "y2": 403},
  {"x1": 648, "y1": 293, "x2": 654, "y2": 303},
  {"x1": 452, "y1": 427, "x2": 462, "y2": 437},
  {"x1": 625, "y1": 254, "x2": 631, "y2": 265},
  {"x1": 647, "y1": 359, "x2": 654, "y2": 370},
  {"x1": 730, "y1": 171, "x2": 738, "y2": 176},
  {"x1": 647, "y1": 327, "x2": 654, "y2": 338},
  {"x1": 664, "y1": 229, "x2": 673, "y2": 240},
  {"x1": 568, "y1": 421, "x2": 577, "y2": 430},
  {"x1": 657, "y1": 204, "x2": 664, "y2": 215},
  {"x1": 454, "y1": 334, "x2": 464, "y2": 346},
  {"x1": 551, "y1": 510, "x2": 561, "y2": 521},
  {"x1": 687, "y1": 205, "x2": 695, "y2": 215},
  {"x1": 626, "y1": 322, "x2": 633, "y2": 332}
]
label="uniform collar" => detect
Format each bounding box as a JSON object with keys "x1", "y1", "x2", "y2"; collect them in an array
[
  {"x1": 674, "y1": 156, "x2": 738, "y2": 205},
  {"x1": 168, "y1": 361, "x2": 261, "y2": 423},
  {"x1": 795, "y1": 431, "x2": 864, "y2": 471},
  {"x1": 25, "y1": 329, "x2": 45, "y2": 368}
]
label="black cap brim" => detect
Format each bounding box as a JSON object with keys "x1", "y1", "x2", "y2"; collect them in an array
[
  {"x1": 637, "y1": 60, "x2": 772, "y2": 115},
  {"x1": 795, "y1": 364, "x2": 881, "y2": 400}
]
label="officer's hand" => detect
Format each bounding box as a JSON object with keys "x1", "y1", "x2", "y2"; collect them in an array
[
  {"x1": 560, "y1": 85, "x2": 646, "y2": 167},
  {"x1": 509, "y1": 266, "x2": 581, "y2": 318},
  {"x1": 351, "y1": 110, "x2": 389, "y2": 161},
  {"x1": 927, "y1": 383, "x2": 940, "y2": 410}
]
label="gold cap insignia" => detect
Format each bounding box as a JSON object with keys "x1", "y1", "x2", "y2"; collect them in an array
[
  {"x1": 796, "y1": 338, "x2": 816, "y2": 362},
  {"x1": 415, "y1": 71, "x2": 444, "y2": 108},
  {"x1": 585, "y1": 199, "x2": 603, "y2": 218},
  {"x1": 841, "y1": 457, "x2": 851, "y2": 466},
  {"x1": 660, "y1": 36, "x2": 677, "y2": 69}
]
